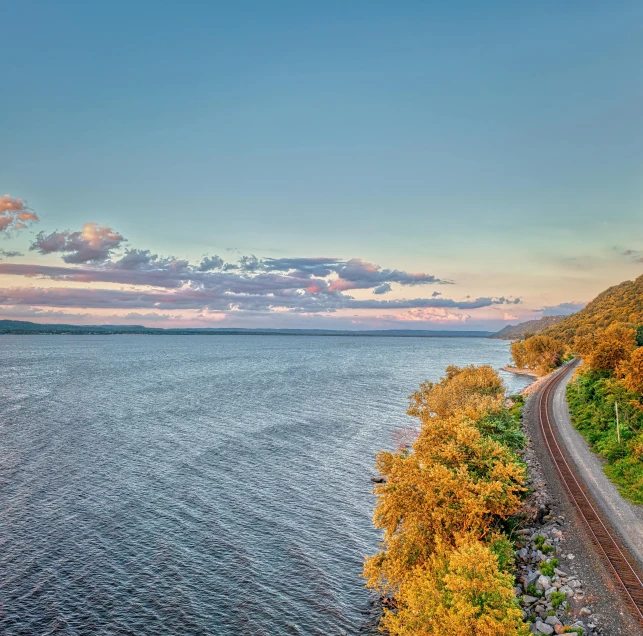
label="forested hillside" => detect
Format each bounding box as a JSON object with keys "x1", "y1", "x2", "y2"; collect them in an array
[
  {"x1": 535, "y1": 275, "x2": 643, "y2": 344},
  {"x1": 510, "y1": 274, "x2": 643, "y2": 375}
]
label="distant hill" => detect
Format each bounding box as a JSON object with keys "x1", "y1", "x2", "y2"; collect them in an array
[
  {"x1": 538, "y1": 274, "x2": 643, "y2": 343},
  {"x1": 0, "y1": 319, "x2": 492, "y2": 338},
  {"x1": 490, "y1": 315, "x2": 567, "y2": 340}
]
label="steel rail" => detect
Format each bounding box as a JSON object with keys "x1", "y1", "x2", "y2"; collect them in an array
[{"x1": 537, "y1": 363, "x2": 643, "y2": 622}]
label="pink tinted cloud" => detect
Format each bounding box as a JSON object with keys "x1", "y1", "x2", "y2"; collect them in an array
[
  {"x1": 31, "y1": 223, "x2": 125, "y2": 263},
  {"x1": 0, "y1": 195, "x2": 39, "y2": 233}
]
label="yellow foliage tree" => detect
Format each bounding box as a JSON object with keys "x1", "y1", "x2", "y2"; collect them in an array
[
  {"x1": 364, "y1": 366, "x2": 525, "y2": 615},
  {"x1": 585, "y1": 323, "x2": 636, "y2": 372},
  {"x1": 380, "y1": 534, "x2": 528, "y2": 636},
  {"x1": 408, "y1": 364, "x2": 505, "y2": 420},
  {"x1": 618, "y1": 347, "x2": 643, "y2": 395},
  {"x1": 510, "y1": 335, "x2": 564, "y2": 376}
]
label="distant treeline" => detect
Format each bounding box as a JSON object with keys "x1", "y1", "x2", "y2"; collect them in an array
[{"x1": 0, "y1": 319, "x2": 492, "y2": 337}]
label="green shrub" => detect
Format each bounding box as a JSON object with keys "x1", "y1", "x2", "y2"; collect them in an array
[
  {"x1": 550, "y1": 590, "x2": 566, "y2": 609},
  {"x1": 539, "y1": 558, "x2": 559, "y2": 577}
]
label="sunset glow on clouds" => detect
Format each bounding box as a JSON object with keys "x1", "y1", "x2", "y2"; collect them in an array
[{"x1": 0, "y1": 196, "x2": 528, "y2": 329}]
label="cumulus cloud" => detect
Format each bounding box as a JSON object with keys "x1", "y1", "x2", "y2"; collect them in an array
[
  {"x1": 0, "y1": 195, "x2": 39, "y2": 234},
  {"x1": 538, "y1": 302, "x2": 585, "y2": 316},
  {"x1": 30, "y1": 222, "x2": 125, "y2": 263}
]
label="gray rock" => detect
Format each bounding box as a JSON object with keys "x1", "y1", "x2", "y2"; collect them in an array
[
  {"x1": 544, "y1": 587, "x2": 558, "y2": 599},
  {"x1": 580, "y1": 606, "x2": 592, "y2": 616},
  {"x1": 545, "y1": 615, "x2": 562, "y2": 626},
  {"x1": 522, "y1": 595, "x2": 539, "y2": 604},
  {"x1": 523, "y1": 570, "x2": 540, "y2": 590},
  {"x1": 536, "y1": 574, "x2": 552, "y2": 592},
  {"x1": 534, "y1": 620, "x2": 554, "y2": 635}
]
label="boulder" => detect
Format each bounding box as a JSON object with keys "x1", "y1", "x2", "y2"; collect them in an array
[
  {"x1": 536, "y1": 575, "x2": 552, "y2": 592},
  {"x1": 535, "y1": 620, "x2": 554, "y2": 635}
]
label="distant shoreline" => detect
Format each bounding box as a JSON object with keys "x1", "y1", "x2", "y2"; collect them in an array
[
  {"x1": 0, "y1": 330, "x2": 493, "y2": 338},
  {"x1": 0, "y1": 319, "x2": 497, "y2": 337}
]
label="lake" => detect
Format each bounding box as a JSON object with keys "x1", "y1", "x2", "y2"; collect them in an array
[{"x1": 0, "y1": 335, "x2": 530, "y2": 635}]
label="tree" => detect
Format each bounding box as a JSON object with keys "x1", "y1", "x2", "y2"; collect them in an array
[
  {"x1": 618, "y1": 347, "x2": 643, "y2": 395},
  {"x1": 510, "y1": 335, "x2": 565, "y2": 375},
  {"x1": 365, "y1": 367, "x2": 525, "y2": 596},
  {"x1": 380, "y1": 535, "x2": 528, "y2": 636},
  {"x1": 585, "y1": 324, "x2": 636, "y2": 373},
  {"x1": 636, "y1": 325, "x2": 643, "y2": 347}
]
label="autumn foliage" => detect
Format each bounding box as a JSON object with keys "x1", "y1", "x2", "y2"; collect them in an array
[
  {"x1": 510, "y1": 274, "x2": 643, "y2": 375},
  {"x1": 510, "y1": 335, "x2": 565, "y2": 376},
  {"x1": 364, "y1": 366, "x2": 528, "y2": 635}
]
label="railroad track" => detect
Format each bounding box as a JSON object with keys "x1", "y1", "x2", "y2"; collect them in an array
[{"x1": 538, "y1": 363, "x2": 643, "y2": 622}]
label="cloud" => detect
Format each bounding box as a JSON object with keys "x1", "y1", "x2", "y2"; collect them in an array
[
  {"x1": 261, "y1": 257, "x2": 341, "y2": 277},
  {"x1": 0, "y1": 283, "x2": 520, "y2": 314},
  {"x1": 0, "y1": 249, "x2": 23, "y2": 259},
  {"x1": 0, "y1": 195, "x2": 39, "y2": 234},
  {"x1": 0, "y1": 305, "x2": 93, "y2": 320},
  {"x1": 1, "y1": 217, "x2": 521, "y2": 321},
  {"x1": 622, "y1": 248, "x2": 643, "y2": 263},
  {"x1": 394, "y1": 308, "x2": 471, "y2": 323},
  {"x1": 30, "y1": 222, "x2": 125, "y2": 263},
  {"x1": 538, "y1": 302, "x2": 585, "y2": 316},
  {"x1": 198, "y1": 255, "x2": 224, "y2": 271},
  {"x1": 373, "y1": 283, "x2": 392, "y2": 295},
  {"x1": 329, "y1": 258, "x2": 447, "y2": 291}
]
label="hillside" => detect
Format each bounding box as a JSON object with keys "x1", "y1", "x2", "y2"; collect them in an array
[
  {"x1": 490, "y1": 315, "x2": 566, "y2": 340},
  {"x1": 539, "y1": 274, "x2": 643, "y2": 344}
]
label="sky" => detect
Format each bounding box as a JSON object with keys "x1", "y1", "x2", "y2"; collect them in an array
[{"x1": 1, "y1": 1, "x2": 642, "y2": 330}]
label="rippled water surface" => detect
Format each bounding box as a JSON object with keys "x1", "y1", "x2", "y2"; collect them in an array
[{"x1": 0, "y1": 335, "x2": 530, "y2": 635}]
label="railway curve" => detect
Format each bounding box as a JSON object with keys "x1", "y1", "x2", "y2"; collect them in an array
[{"x1": 538, "y1": 362, "x2": 643, "y2": 623}]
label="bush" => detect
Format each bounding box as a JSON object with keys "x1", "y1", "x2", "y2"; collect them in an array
[
  {"x1": 539, "y1": 558, "x2": 558, "y2": 577},
  {"x1": 549, "y1": 591, "x2": 566, "y2": 609},
  {"x1": 364, "y1": 366, "x2": 529, "y2": 634}
]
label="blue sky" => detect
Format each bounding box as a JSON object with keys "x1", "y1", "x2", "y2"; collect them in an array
[{"x1": 1, "y1": 1, "x2": 642, "y2": 329}]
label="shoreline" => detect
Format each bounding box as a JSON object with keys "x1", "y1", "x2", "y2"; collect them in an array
[{"x1": 501, "y1": 365, "x2": 539, "y2": 377}]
